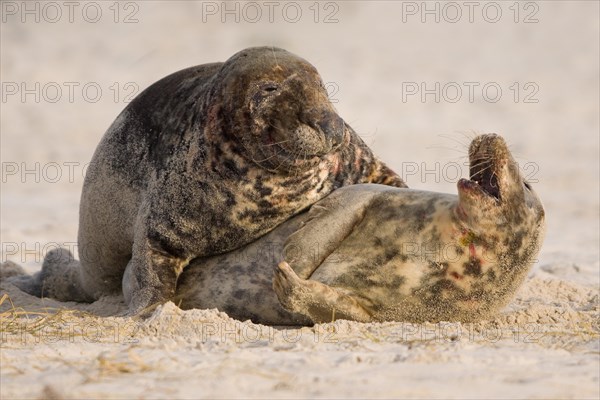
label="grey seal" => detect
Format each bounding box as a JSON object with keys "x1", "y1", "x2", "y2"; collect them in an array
[
  {"x1": 171, "y1": 133, "x2": 545, "y2": 324},
  {"x1": 13, "y1": 46, "x2": 405, "y2": 314}
]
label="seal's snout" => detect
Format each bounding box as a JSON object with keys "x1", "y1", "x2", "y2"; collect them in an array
[
  {"x1": 315, "y1": 112, "x2": 345, "y2": 149},
  {"x1": 468, "y1": 133, "x2": 503, "y2": 155},
  {"x1": 297, "y1": 106, "x2": 344, "y2": 151}
]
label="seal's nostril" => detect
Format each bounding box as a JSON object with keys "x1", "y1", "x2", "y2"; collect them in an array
[{"x1": 317, "y1": 114, "x2": 344, "y2": 147}]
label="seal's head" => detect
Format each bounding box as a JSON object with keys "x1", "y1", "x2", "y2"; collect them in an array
[
  {"x1": 456, "y1": 134, "x2": 545, "y2": 253},
  {"x1": 209, "y1": 46, "x2": 345, "y2": 171}
]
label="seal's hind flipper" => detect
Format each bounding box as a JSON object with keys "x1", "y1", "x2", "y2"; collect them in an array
[
  {"x1": 283, "y1": 184, "x2": 387, "y2": 279},
  {"x1": 273, "y1": 261, "x2": 372, "y2": 323},
  {"x1": 0, "y1": 260, "x2": 27, "y2": 280},
  {"x1": 0, "y1": 259, "x2": 43, "y2": 299},
  {"x1": 1, "y1": 260, "x2": 44, "y2": 296},
  {"x1": 11, "y1": 248, "x2": 94, "y2": 302}
]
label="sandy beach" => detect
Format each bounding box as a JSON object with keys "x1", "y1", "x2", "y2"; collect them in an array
[{"x1": 1, "y1": 1, "x2": 598, "y2": 398}]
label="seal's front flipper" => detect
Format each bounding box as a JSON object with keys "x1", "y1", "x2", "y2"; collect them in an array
[
  {"x1": 284, "y1": 185, "x2": 386, "y2": 279},
  {"x1": 273, "y1": 261, "x2": 372, "y2": 323},
  {"x1": 124, "y1": 237, "x2": 189, "y2": 316}
]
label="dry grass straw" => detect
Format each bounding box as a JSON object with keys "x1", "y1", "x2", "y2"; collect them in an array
[{"x1": 0, "y1": 293, "x2": 115, "y2": 343}]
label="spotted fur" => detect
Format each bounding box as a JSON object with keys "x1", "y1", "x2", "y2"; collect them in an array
[
  {"x1": 175, "y1": 134, "x2": 545, "y2": 325},
  {"x1": 13, "y1": 47, "x2": 405, "y2": 314}
]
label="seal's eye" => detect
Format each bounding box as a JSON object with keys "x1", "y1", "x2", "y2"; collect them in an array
[
  {"x1": 262, "y1": 84, "x2": 279, "y2": 93},
  {"x1": 524, "y1": 181, "x2": 532, "y2": 191}
]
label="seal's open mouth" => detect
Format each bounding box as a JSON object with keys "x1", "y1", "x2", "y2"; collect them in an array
[
  {"x1": 458, "y1": 134, "x2": 506, "y2": 202},
  {"x1": 469, "y1": 158, "x2": 501, "y2": 200}
]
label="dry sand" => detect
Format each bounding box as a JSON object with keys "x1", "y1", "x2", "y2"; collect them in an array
[
  {"x1": 0, "y1": 270, "x2": 598, "y2": 399},
  {"x1": 1, "y1": 1, "x2": 598, "y2": 399}
]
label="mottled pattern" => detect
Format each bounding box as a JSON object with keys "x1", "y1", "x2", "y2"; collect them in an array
[
  {"x1": 175, "y1": 213, "x2": 313, "y2": 325},
  {"x1": 13, "y1": 47, "x2": 405, "y2": 314},
  {"x1": 177, "y1": 134, "x2": 545, "y2": 325}
]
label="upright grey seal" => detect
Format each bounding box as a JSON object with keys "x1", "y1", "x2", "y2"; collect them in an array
[
  {"x1": 172, "y1": 134, "x2": 545, "y2": 325},
  {"x1": 14, "y1": 46, "x2": 405, "y2": 314}
]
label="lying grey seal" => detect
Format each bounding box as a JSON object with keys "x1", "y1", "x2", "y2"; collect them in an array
[
  {"x1": 171, "y1": 133, "x2": 545, "y2": 325},
  {"x1": 13, "y1": 46, "x2": 405, "y2": 314}
]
